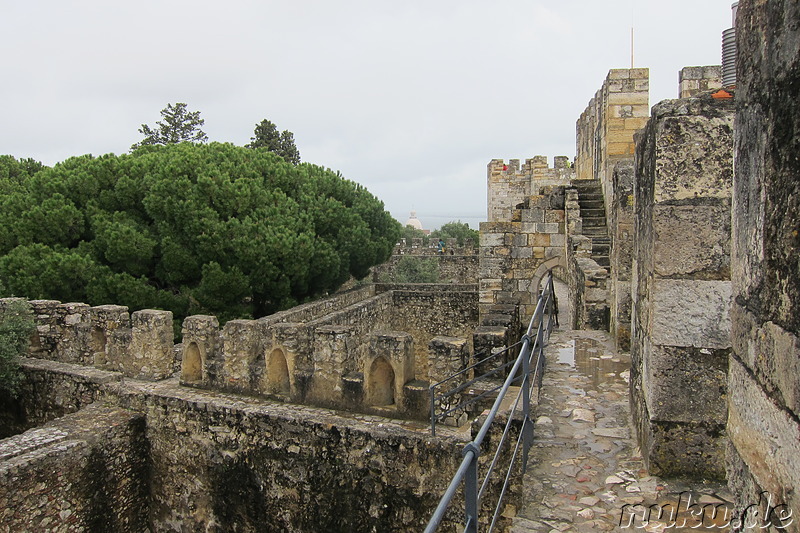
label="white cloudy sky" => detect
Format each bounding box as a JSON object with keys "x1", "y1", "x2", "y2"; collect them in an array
[{"x1": 1, "y1": 0, "x2": 736, "y2": 229}]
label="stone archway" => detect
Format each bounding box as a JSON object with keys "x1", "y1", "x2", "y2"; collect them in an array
[
  {"x1": 366, "y1": 357, "x2": 395, "y2": 406},
  {"x1": 267, "y1": 348, "x2": 291, "y2": 395},
  {"x1": 532, "y1": 255, "x2": 568, "y2": 294},
  {"x1": 182, "y1": 342, "x2": 203, "y2": 382}
]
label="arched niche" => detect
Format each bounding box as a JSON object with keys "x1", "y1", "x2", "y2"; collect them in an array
[
  {"x1": 367, "y1": 357, "x2": 395, "y2": 406},
  {"x1": 267, "y1": 348, "x2": 291, "y2": 395},
  {"x1": 182, "y1": 342, "x2": 203, "y2": 382}
]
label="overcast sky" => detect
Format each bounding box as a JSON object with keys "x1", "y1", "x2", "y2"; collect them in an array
[{"x1": 2, "y1": 0, "x2": 736, "y2": 229}]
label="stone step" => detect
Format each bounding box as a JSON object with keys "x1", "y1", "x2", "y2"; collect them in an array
[
  {"x1": 578, "y1": 194, "x2": 603, "y2": 207},
  {"x1": 578, "y1": 200, "x2": 605, "y2": 210},
  {"x1": 593, "y1": 255, "x2": 610, "y2": 267},
  {"x1": 581, "y1": 208, "x2": 606, "y2": 218},
  {"x1": 582, "y1": 217, "x2": 607, "y2": 227}
]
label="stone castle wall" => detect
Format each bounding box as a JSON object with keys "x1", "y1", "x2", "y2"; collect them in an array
[
  {"x1": 679, "y1": 65, "x2": 723, "y2": 98},
  {"x1": 480, "y1": 189, "x2": 567, "y2": 324},
  {"x1": 631, "y1": 96, "x2": 734, "y2": 478},
  {"x1": 727, "y1": 0, "x2": 800, "y2": 527},
  {"x1": 0, "y1": 358, "x2": 485, "y2": 532},
  {"x1": 373, "y1": 240, "x2": 479, "y2": 284},
  {"x1": 575, "y1": 68, "x2": 649, "y2": 207},
  {"x1": 487, "y1": 156, "x2": 573, "y2": 223},
  {"x1": 574, "y1": 68, "x2": 649, "y2": 347},
  {"x1": 1, "y1": 282, "x2": 486, "y2": 424}
]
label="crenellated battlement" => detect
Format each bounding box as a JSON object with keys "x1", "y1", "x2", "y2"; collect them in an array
[
  {"x1": 487, "y1": 155, "x2": 574, "y2": 223},
  {"x1": 2, "y1": 281, "x2": 496, "y2": 423}
]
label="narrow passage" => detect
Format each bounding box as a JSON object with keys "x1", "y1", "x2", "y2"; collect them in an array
[{"x1": 510, "y1": 284, "x2": 732, "y2": 532}]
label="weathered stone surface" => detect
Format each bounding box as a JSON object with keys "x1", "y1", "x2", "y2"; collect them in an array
[
  {"x1": 631, "y1": 94, "x2": 733, "y2": 478},
  {"x1": 0, "y1": 404, "x2": 149, "y2": 533},
  {"x1": 727, "y1": 357, "x2": 800, "y2": 518},
  {"x1": 652, "y1": 200, "x2": 731, "y2": 279},
  {"x1": 650, "y1": 279, "x2": 731, "y2": 349},
  {"x1": 727, "y1": 3, "x2": 800, "y2": 524},
  {"x1": 643, "y1": 344, "x2": 728, "y2": 423}
]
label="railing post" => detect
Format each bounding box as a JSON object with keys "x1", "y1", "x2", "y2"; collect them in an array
[
  {"x1": 521, "y1": 336, "x2": 533, "y2": 473},
  {"x1": 463, "y1": 443, "x2": 480, "y2": 533},
  {"x1": 431, "y1": 386, "x2": 437, "y2": 437}
]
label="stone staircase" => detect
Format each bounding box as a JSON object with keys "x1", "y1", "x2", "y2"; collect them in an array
[{"x1": 573, "y1": 180, "x2": 610, "y2": 270}]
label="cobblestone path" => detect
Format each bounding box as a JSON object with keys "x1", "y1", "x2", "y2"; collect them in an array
[{"x1": 509, "y1": 328, "x2": 733, "y2": 533}]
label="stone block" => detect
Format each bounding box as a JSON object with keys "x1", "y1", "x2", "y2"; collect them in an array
[
  {"x1": 650, "y1": 279, "x2": 731, "y2": 349},
  {"x1": 511, "y1": 246, "x2": 532, "y2": 259},
  {"x1": 512, "y1": 233, "x2": 528, "y2": 247},
  {"x1": 653, "y1": 201, "x2": 731, "y2": 279},
  {"x1": 521, "y1": 208, "x2": 544, "y2": 223},
  {"x1": 607, "y1": 69, "x2": 631, "y2": 80},
  {"x1": 181, "y1": 315, "x2": 220, "y2": 386},
  {"x1": 90, "y1": 305, "x2": 130, "y2": 370},
  {"x1": 643, "y1": 344, "x2": 728, "y2": 423},
  {"x1": 428, "y1": 336, "x2": 469, "y2": 385},
  {"x1": 130, "y1": 310, "x2": 174, "y2": 381},
  {"x1": 530, "y1": 233, "x2": 550, "y2": 247},
  {"x1": 536, "y1": 223, "x2": 560, "y2": 234},
  {"x1": 221, "y1": 319, "x2": 261, "y2": 393},
  {"x1": 549, "y1": 233, "x2": 566, "y2": 247},
  {"x1": 544, "y1": 209, "x2": 564, "y2": 223},
  {"x1": 642, "y1": 419, "x2": 726, "y2": 479},
  {"x1": 730, "y1": 302, "x2": 800, "y2": 417},
  {"x1": 728, "y1": 357, "x2": 800, "y2": 513},
  {"x1": 480, "y1": 232, "x2": 505, "y2": 247}
]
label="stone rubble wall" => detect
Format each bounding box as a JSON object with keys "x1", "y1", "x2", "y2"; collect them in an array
[
  {"x1": 609, "y1": 160, "x2": 635, "y2": 350},
  {"x1": 3, "y1": 282, "x2": 487, "y2": 424},
  {"x1": 564, "y1": 187, "x2": 610, "y2": 331},
  {"x1": 728, "y1": 0, "x2": 800, "y2": 527},
  {"x1": 631, "y1": 96, "x2": 734, "y2": 479},
  {"x1": 2, "y1": 359, "x2": 518, "y2": 532},
  {"x1": 0, "y1": 403, "x2": 149, "y2": 533},
  {"x1": 0, "y1": 357, "x2": 122, "y2": 438},
  {"x1": 373, "y1": 248, "x2": 479, "y2": 284},
  {"x1": 0, "y1": 298, "x2": 176, "y2": 382}
]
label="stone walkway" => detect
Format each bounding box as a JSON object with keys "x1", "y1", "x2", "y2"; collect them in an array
[{"x1": 509, "y1": 327, "x2": 734, "y2": 533}]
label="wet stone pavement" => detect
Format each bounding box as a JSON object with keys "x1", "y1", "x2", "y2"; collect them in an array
[{"x1": 509, "y1": 329, "x2": 733, "y2": 533}]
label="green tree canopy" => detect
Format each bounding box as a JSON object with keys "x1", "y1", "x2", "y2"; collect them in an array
[
  {"x1": 0, "y1": 144, "x2": 401, "y2": 323},
  {"x1": 430, "y1": 221, "x2": 478, "y2": 246},
  {"x1": 401, "y1": 224, "x2": 429, "y2": 245},
  {"x1": 246, "y1": 119, "x2": 300, "y2": 165},
  {"x1": 131, "y1": 103, "x2": 208, "y2": 150},
  {"x1": 0, "y1": 299, "x2": 35, "y2": 397}
]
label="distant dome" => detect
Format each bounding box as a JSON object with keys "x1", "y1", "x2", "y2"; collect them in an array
[{"x1": 404, "y1": 211, "x2": 423, "y2": 230}]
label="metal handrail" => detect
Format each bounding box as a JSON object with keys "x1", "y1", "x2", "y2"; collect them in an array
[{"x1": 424, "y1": 274, "x2": 556, "y2": 533}]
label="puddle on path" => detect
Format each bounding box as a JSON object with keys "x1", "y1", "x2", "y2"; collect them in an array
[{"x1": 555, "y1": 337, "x2": 629, "y2": 389}]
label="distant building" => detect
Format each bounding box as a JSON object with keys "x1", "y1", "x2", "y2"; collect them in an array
[{"x1": 404, "y1": 211, "x2": 430, "y2": 235}]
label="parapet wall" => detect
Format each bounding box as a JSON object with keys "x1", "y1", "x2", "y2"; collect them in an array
[
  {"x1": 679, "y1": 65, "x2": 722, "y2": 98},
  {"x1": 0, "y1": 403, "x2": 149, "y2": 532},
  {"x1": 373, "y1": 241, "x2": 479, "y2": 284},
  {"x1": 487, "y1": 156, "x2": 573, "y2": 223},
  {"x1": 2, "y1": 282, "x2": 485, "y2": 423},
  {"x1": 1, "y1": 356, "x2": 502, "y2": 532},
  {"x1": 728, "y1": 0, "x2": 800, "y2": 525},
  {"x1": 631, "y1": 96, "x2": 734, "y2": 479}
]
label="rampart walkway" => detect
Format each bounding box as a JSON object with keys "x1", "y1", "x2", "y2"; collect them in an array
[{"x1": 510, "y1": 286, "x2": 732, "y2": 532}]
